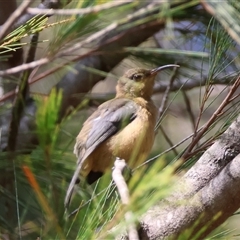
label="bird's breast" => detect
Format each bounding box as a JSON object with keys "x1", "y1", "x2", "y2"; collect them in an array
[{"x1": 103, "y1": 101, "x2": 158, "y2": 168}]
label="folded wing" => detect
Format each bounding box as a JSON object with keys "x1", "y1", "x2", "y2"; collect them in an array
[{"x1": 65, "y1": 98, "x2": 139, "y2": 208}]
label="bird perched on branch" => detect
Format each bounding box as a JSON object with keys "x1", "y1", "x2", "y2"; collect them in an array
[{"x1": 64, "y1": 64, "x2": 179, "y2": 208}]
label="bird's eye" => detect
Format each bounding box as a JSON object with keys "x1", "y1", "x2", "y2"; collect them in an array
[{"x1": 130, "y1": 73, "x2": 143, "y2": 81}]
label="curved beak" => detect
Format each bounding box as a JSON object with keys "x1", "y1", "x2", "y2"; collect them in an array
[{"x1": 150, "y1": 64, "x2": 180, "y2": 75}]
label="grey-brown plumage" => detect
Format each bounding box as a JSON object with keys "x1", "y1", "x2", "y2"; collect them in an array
[{"x1": 64, "y1": 64, "x2": 179, "y2": 208}]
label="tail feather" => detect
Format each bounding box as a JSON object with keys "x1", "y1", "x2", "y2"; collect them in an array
[
  {"x1": 87, "y1": 171, "x2": 103, "y2": 184},
  {"x1": 64, "y1": 162, "x2": 83, "y2": 209}
]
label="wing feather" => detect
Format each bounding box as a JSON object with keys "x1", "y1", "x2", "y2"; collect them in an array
[{"x1": 80, "y1": 98, "x2": 139, "y2": 161}]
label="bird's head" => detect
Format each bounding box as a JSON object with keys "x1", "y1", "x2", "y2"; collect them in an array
[{"x1": 116, "y1": 64, "x2": 179, "y2": 100}]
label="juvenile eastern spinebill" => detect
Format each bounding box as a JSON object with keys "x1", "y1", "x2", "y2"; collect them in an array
[{"x1": 65, "y1": 64, "x2": 179, "y2": 208}]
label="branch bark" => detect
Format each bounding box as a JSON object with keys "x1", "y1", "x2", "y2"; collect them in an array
[
  {"x1": 136, "y1": 114, "x2": 240, "y2": 239},
  {"x1": 112, "y1": 158, "x2": 139, "y2": 240}
]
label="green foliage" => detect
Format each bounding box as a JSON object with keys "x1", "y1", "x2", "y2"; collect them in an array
[
  {"x1": 0, "y1": 15, "x2": 48, "y2": 54},
  {"x1": 48, "y1": 12, "x2": 99, "y2": 55},
  {"x1": 35, "y1": 88, "x2": 62, "y2": 148},
  {"x1": 204, "y1": 0, "x2": 240, "y2": 45},
  {"x1": 206, "y1": 18, "x2": 236, "y2": 80}
]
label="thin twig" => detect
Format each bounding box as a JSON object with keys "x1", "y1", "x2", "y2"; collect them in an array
[
  {"x1": 182, "y1": 76, "x2": 240, "y2": 159},
  {"x1": 185, "y1": 141, "x2": 213, "y2": 160},
  {"x1": 182, "y1": 89, "x2": 196, "y2": 130},
  {"x1": 184, "y1": 109, "x2": 238, "y2": 160},
  {"x1": 185, "y1": 97, "x2": 240, "y2": 160},
  {"x1": 0, "y1": 0, "x2": 34, "y2": 40},
  {"x1": 68, "y1": 182, "x2": 116, "y2": 218},
  {"x1": 0, "y1": 89, "x2": 17, "y2": 102},
  {"x1": 0, "y1": 58, "x2": 49, "y2": 77},
  {"x1": 112, "y1": 158, "x2": 139, "y2": 240},
  {"x1": 181, "y1": 89, "x2": 198, "y2": 146},
  {"x1": 153, "y1": 72, "x2": 238, "y2": 93},
  {"x1": 27, "y1": 1, "x2": 132, "y2": 15},
  {"x1": 134, "y1": 126, "x2": 204, "y2": 171},
  {"x1": 191, "y1": 81, "x2": 214, "y2": 143},
  {"x1": 155, "y1": 65, "x2": 179, "y2": 131},
  {"x1": 159, "y1": 126, "x2": 179, "y2": 157}
]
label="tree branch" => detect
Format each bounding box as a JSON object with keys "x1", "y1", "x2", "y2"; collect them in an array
[
  {"x1": 112, "y1": 158, "x2": 139, "y2": 240},
  {"x1": 182, "y1": 76, "x2": 240, "y2": 160},
  {"x1": 137, "y1": 114, "x2": 240, "y2": 239},
  {"x1": 155, "y1": 65, "x2": 179, "y2": 130},
  {"x1": 140, "y1": 153, "x2": 240, "y2": 239},
  {"x1": 27, "y1": 1, "x2": 132, "y2": 16}
]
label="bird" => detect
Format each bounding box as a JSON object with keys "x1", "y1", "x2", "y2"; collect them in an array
[{"x1": 64, "y1": 64, "x2": 179, "y2": 208}]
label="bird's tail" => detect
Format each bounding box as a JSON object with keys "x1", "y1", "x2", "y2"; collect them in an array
[{"x1": 64, "y1": 162, "x2": 83, "y2": 209}]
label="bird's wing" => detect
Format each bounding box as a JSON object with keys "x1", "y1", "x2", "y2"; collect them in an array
[
  {"x1": 64, "y1": 98, "x2": 139, "y2": 208},
  {"x1": 80, "y1": 98, "x2": 139, "y2": 162}
]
